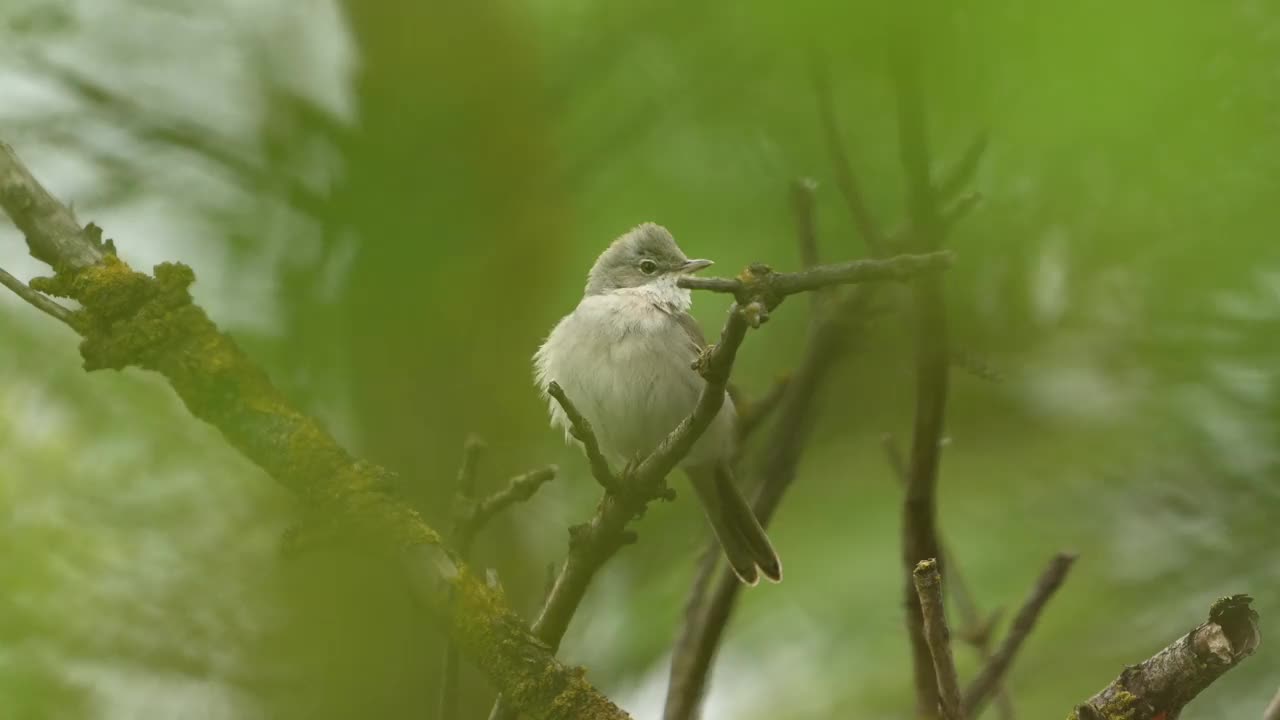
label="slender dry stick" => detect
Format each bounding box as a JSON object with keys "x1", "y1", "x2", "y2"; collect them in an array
[
  {"x1": 1070, "y1": 595, "x2": 1259, "y2": 720},
  {"x1": 882, "y1": 434, "x2": 1015, "y2": 720},
  {"x1": 0, "y1": 140, "x2": 630, "y2": 720},
  {"x1": 1264, "y1": 686, "x2": 1280, "y2": 720},
  {"x1": 913, "y1": 559, "x2": 966, "y2": 720},
  {"x1": 812, "y1": 56, "x2": 887, "y2": 253},
  {"x1": 893, "y1": 38, "x2": 953, "y2": 717},
  {"x1": 962, "y1": 553, "x2": 1076, "y2": 717},
  {"x1": 0, "y1": 266, "x2": 76, "y2": 325}
]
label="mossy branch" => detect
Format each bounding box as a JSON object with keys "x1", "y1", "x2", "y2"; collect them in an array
[
  {"x1": 1069, "y1": 595, "x2": 1259, "y2": 720},
  {"x1": 0, "y1": 140, "x2": 630, "y2": 720}
]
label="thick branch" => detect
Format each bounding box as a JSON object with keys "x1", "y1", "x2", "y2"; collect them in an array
[
  {"x1": 913, "y1": 559, "x2": 965, "y2": 720},
  {"x1": 1069, "y1": 595, "x2": 1259, "y2": 720},
  {"x1": 0, "y1": 140, "x2": 629, "y2": 720},
  {"x1": 963, "y1": 553, "x2": 1076, "y2": 716}
]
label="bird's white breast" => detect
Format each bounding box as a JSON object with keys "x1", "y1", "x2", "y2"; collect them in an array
[{"x1": 533, "y1": 284, "x2": 734, "y2": 467}]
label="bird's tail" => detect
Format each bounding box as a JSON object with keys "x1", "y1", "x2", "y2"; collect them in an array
[{"x1": 686, "y1": 463, "x2": 782, "y2": 585}]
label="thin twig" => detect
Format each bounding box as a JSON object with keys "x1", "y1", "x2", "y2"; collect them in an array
[
  {"x1": 1264, "y1": 686, "x2": 1280, "y2": 720},
  {"x1": 440, "y1": 435, "x2": 487, "y2": 720},
  {"x1": 791, "y1": 176, "x2": 821, "y2": 269},
  {"x1": 882, "y1": 434, "x2": 1015, "y2": 720},
  {"x1": 913, "y1": 559, "x2": 965, "y2": 720},
  {"x1": 0, "y1": 266, "x2": 76, "y2": 325},
  {"x1": 677, "y1": 250, "x2": 953, "y2": 301},
  {"x1": 1071, "y1": 595, "x2": 1259, "y2": 720},
  {"x1": 937, "y1": 133, "x2": 988, "y2": 206},
  {"x1": 547, "y1": 381, "x2": 619, "y2": 493},
  {"x1": 812, "y1": 56, "x2": 886, "y2": 253},
  {"x1": 735, "y1": 373, "x2": 791, "y2": 449},
  {"x1": 468, "y1": 466, "x2": 558, "y2": 533},
  {"x1": 962, "y1": 553, "x2": 1077, "y2": 716}
]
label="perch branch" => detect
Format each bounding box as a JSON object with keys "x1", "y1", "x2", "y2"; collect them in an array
[
  {"x1": 490, "y1": 301, "x2": 762, "y2": 720},
  {"x1": 0, "y1": 140, "x2": 629, "y2": 720},
  {"x1": 962, "y1": 553, "x2": 1076, "y2": 716},
  {"x1": 677, "y1": 250, "x2": 953, "y2": 303},
  {"x1": 913, "y1": 559, "x2": 965, "y2": 720},
  {"x1": 1069, "y1": 595, "x2": 1259, "y2": 720}
]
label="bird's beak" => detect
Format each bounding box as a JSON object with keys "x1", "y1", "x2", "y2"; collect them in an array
[{"x1": 679, "y1": 258, "x2": 714, "y2": 273}]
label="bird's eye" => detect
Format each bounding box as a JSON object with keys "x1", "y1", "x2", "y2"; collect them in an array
[{"x1": 639, "y1": 259, "x2": 658, "y2": 275}]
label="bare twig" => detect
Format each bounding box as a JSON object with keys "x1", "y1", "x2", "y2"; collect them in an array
[
  {"x1": 0, "y1": 139, "x2": 630, "y2": 720},
  {"x1": 937, "y1": 133, "x2": 988, "y2": 206},
  {"x1": 0, "y1": 266, "x2": 76, "y2": 325},
  {"x1": 881, "y1": 434, "x2": 1015, "y2": 720},
  {"x1": 468, "y1": 466, "x2": 558, "y2": 534},
  {"x1": 734, "y1": 373, "x2": 791, "y2": 449},
  {"x1": 812, "y1": 57, "x2": 886, "y2": 253},
  {"x1": 913, "y1": 559, "x2": 965, "y2": 720},
  {"x1": 1264, "y1": 686, "x2": 1280, "y2": 720},
  {"x1": 962, "y1": 553, "x2": 1076, "y2": 717},
  {"x1": 892, "y1": 37, "x2": 954, "y2": 716},
  {"x1": 791, "y1": 177, "x2": 821, "y2": 270},
  {"x1": 440, "y1": 435, "x2": 487, "y2": 720},
  {"x1": 1070, "y1": 595, "x2": 1259, "y2": 720},
  {"x1": 677, "y1": 250, "x2": 953, "y2": 301},
  {"x1": 547, "y1": 381, "x2": 619, "y2": 493}
]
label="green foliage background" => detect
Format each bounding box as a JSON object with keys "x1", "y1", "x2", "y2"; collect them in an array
[{"x1": 0, "y1": 1, "x2": 1276, "y2": 718}]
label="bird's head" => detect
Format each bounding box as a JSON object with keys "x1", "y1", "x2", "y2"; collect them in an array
[{"x1": 585, "y1": 222, "x2": 713, "y2": 295}]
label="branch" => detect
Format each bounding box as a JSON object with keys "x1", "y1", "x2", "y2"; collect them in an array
[
  {"x1": 913, "y1": 559, "x2": 965, "y2": 720},
  {"x1": 882, "y1": 434, "x2": 1016, "y2": 720},
  {"x1": 0, "y1": 140, "x2": 629, "y2": 720},
  {"x1": 791, "y1": 176, "x2": 821, "y2": 269},
  {"x1": 547, "y1": 381, "x2": 620, "y2": 492},
  {"x1": 1070, "y1": 595, "x2": 1260, "y2": 720},
  {"x1": 440, "y1": 435, "x2": 487, "y2": 720},
  {"x1": 492, "y1": 302, "x2": 760, "y2": 720},
  {"x1": 664, "y1": 251, "x2": 886, "y2": 720},
  {"x1": 440, "y1": 438, "x2": 557, "y2": 720},
  {"x1": 0, "y1": 266, "x2": 76, "y2": 325},
  {"x1": 813, "y1": 56, "x2": 886, "y2": 253},
  {"x1": 677, "y1": 250, "x2": 953, "y2": 304},
  {"x1": 893, "y1": 37, "x2": 953, "y2": 716},
  {"x1": 1264, "y1": 687, "x2": 1280, "y2": 720},
  {"x1": 962, "y1": 553, "x2": 1076, "y2": 716},
  {"x1": 734, "y1": 373, "x2": 791, "y2": 450}
]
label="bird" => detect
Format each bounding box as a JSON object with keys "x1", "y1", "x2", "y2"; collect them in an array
[{"x1": 533, "y1": 222, "x2": 781, "y2": 585}]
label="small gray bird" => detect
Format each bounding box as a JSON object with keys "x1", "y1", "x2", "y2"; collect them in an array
[{"x1": 534, "y1": 222, "x2": 781, "y2": 585}]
